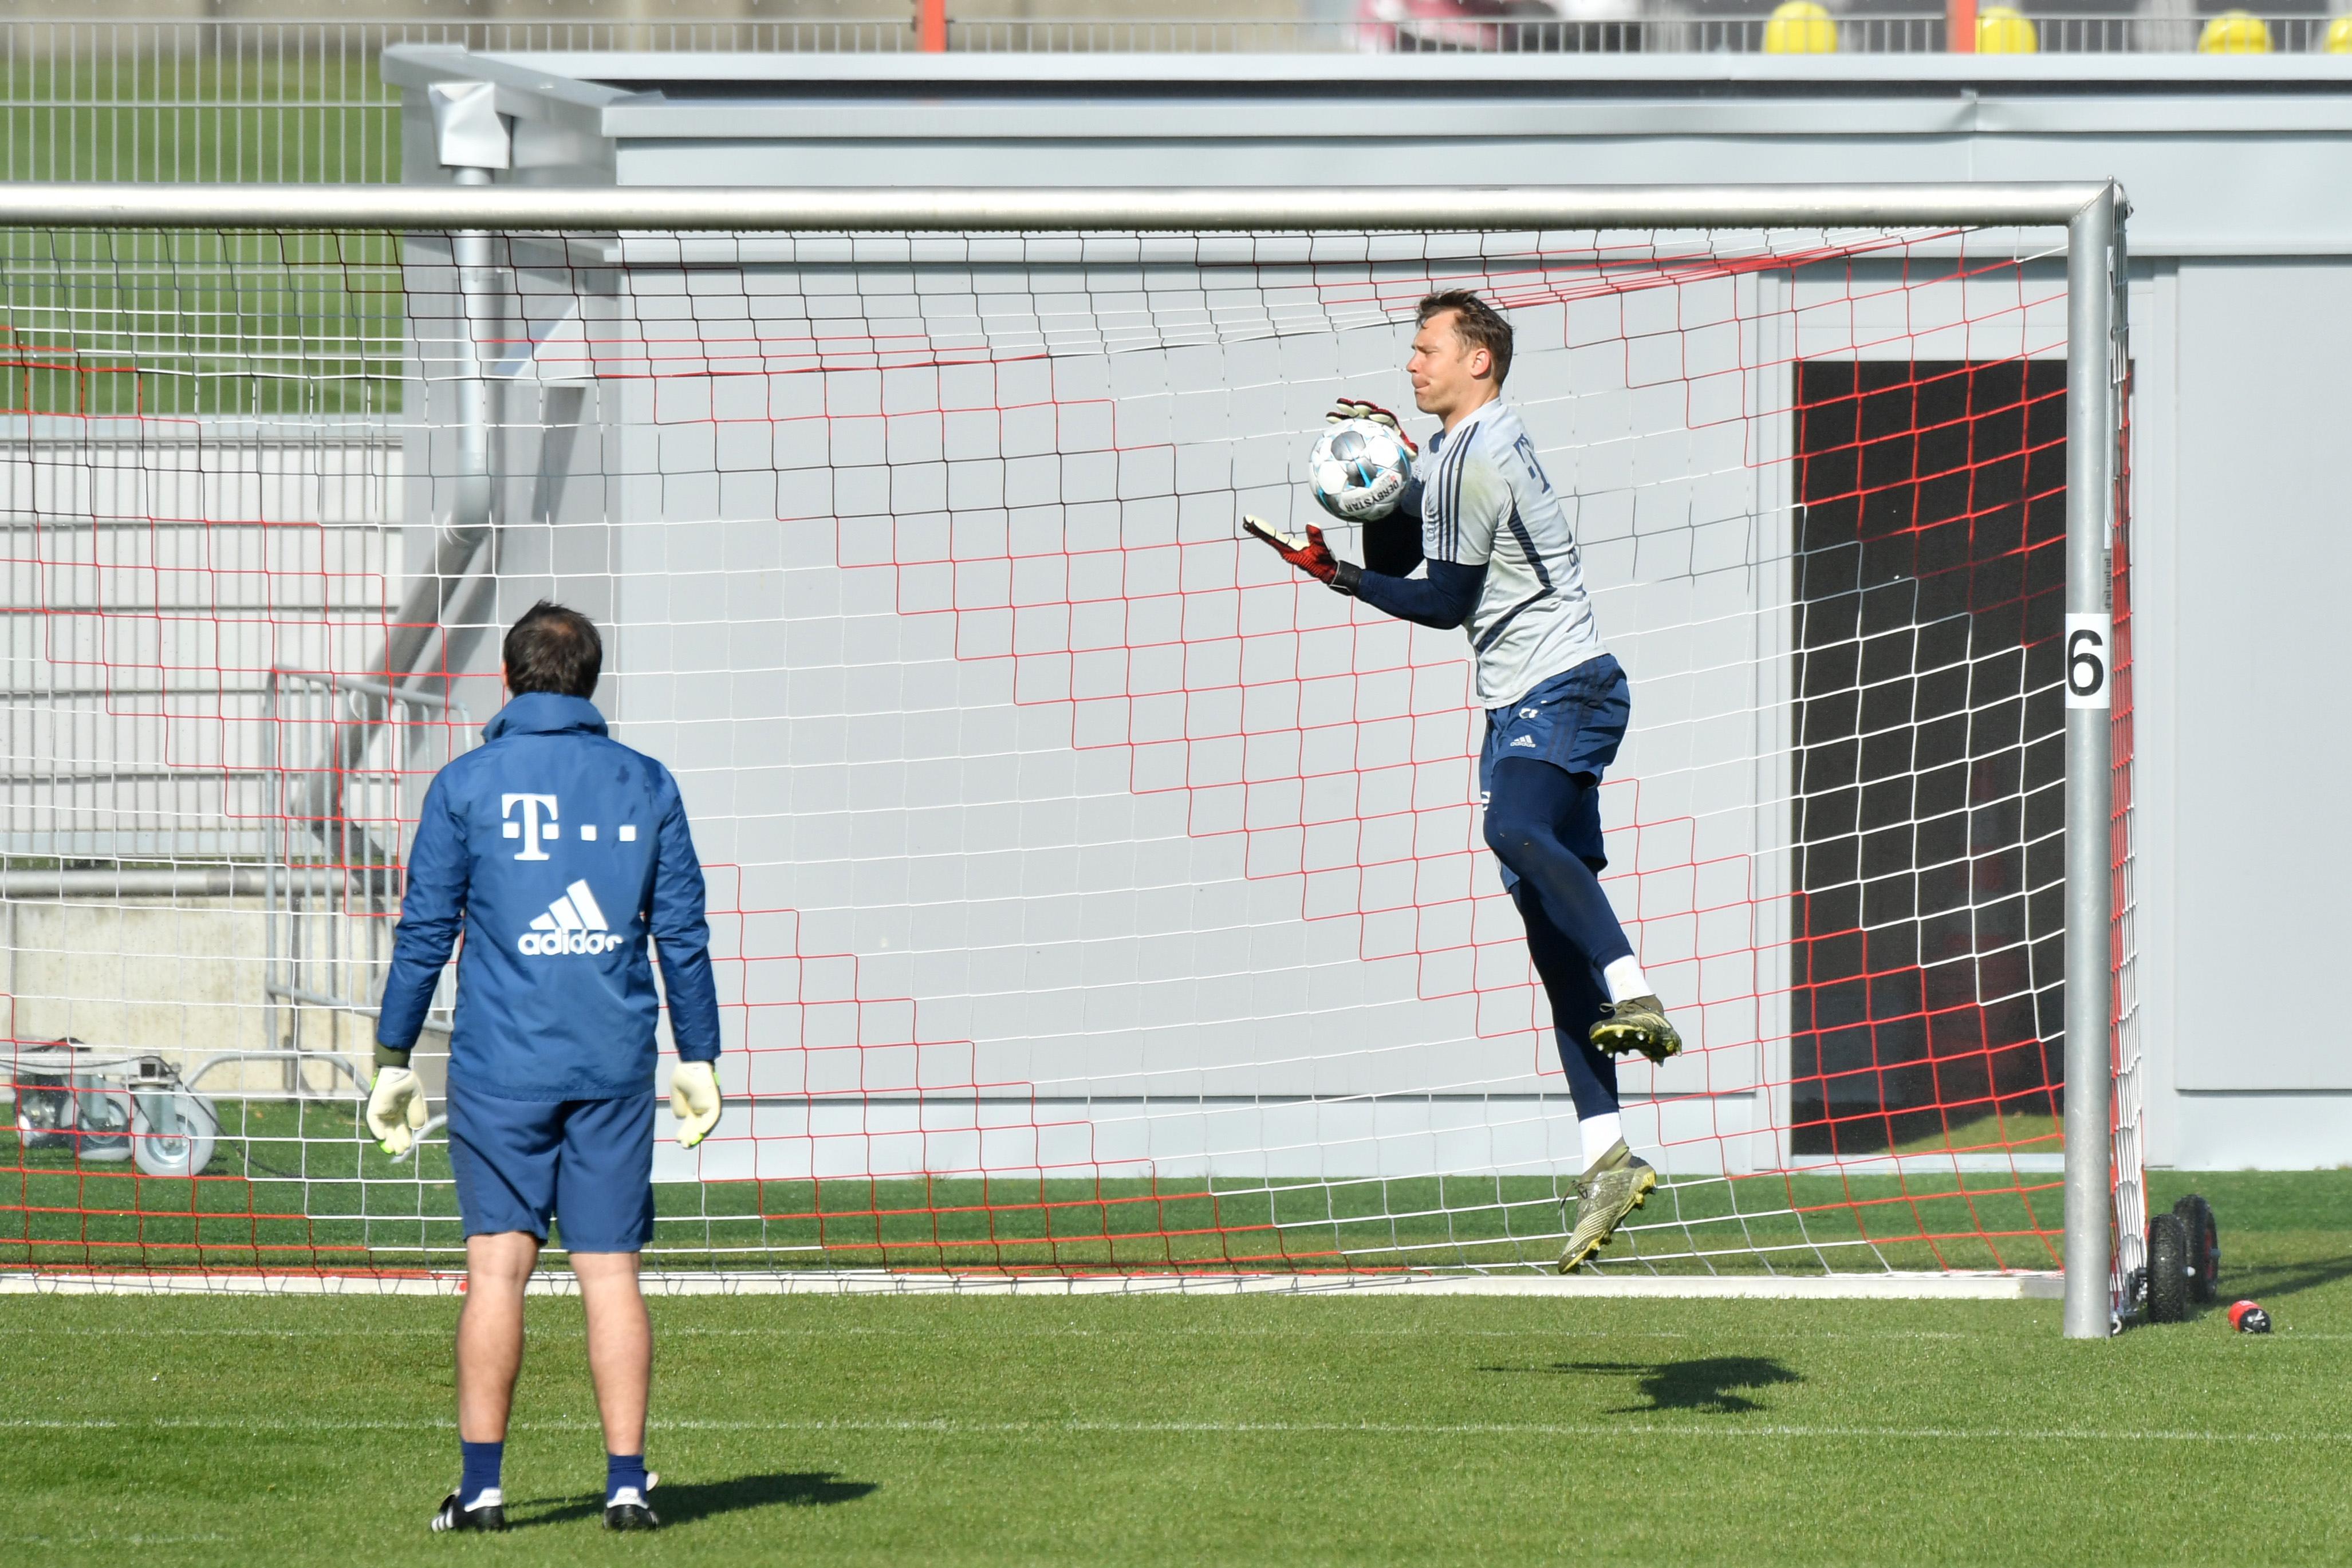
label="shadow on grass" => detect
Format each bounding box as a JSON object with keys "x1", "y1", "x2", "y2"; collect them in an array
[
  {"x1": 515, "y1": 1472, "x2": 878, "y2": 1528},
  {"x1": 2212, "y1": 1252, "x2": 2352, "y2": 1305},
  {"x1": 1480, "y1": 1356, "x2": 1802, "y2": 1414}
]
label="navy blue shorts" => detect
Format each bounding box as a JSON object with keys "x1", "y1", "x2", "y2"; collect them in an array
[
  {"x1": 1479, "y1": 654, "x2": 1632, "y2": 879},
  {"x1": 446, "y1": 1086, "x2": 655, "y2": 1254}
]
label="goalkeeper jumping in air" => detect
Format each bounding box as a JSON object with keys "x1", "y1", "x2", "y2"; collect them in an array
[
  {"x1": 1248, "y1": 291, "x2": 1680, "y2": 1272},
  {"x1": 369, "y1": 601, "x2": 725, "y2": 1531}
]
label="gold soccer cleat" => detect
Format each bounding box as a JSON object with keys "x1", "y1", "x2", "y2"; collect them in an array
[
  {"x1": 1557, "y1": 1138, "x2": 1657, "y2": 1274},
  {"x1": 1589, "y1": 994, "x2": 1683, "y2": 1064}
]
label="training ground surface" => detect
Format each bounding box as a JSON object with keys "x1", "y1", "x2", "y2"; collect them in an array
[{"x1": 6, "y1": 1172, "x2": 2348, "y2": 1566}]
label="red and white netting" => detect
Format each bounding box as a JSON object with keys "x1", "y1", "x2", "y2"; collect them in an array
[{"x1": 0, "y1": 220, "x2": 2134, "y2": 1278}]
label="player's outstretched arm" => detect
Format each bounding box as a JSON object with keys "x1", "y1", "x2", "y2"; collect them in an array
[
  {"x1": 1338, "y1": 558, "x2": 1484, "y2": 629},
  {"x1": 1244, "y1": 515, "x2": 1483, "y2": 629}
]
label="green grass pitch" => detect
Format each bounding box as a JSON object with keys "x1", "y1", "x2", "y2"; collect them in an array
[
  {"x1": 5, "y1": 1099, "x2": 2077, "y2": 1275},
  {"x1": 5, "y1": 1171, "x2": 2348, "y2": 1565}
]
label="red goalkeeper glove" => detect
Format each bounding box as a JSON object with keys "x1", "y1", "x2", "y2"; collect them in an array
[
  {"x1": 1329, "y1": 399, "x2": 1419, "y2": 458},
  {"x1": 1242, "y1": 515, "x2": 1353, "y2": 589}
]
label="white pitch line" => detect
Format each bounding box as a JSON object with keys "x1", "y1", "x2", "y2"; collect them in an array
[
  {"x1": 0, "y1": 1270, "x2": 2064, "y2": 1301},
  {"x1": 0, "y1": 1416, "x2": 2339, "y2": 1444},
  {"x1": 0, "y1": 1325, "x2": 2067, "y2": 1348}
]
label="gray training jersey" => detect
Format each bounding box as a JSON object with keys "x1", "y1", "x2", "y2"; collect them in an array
[{"x1": 1416, "y1": 398, "x2": 1608, "y2": 708}]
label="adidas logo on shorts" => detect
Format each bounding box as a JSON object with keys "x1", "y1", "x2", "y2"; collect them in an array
[{"x1": 517, "y1": 879, "x2": 625, "y2": 956}]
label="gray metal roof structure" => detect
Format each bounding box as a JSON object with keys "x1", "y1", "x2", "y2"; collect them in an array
[{"x1": 384, "y1": 45, "x2": 2352, "y2": 254}]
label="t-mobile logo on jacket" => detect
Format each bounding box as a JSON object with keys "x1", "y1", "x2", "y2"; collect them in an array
[
  {"x1": 498, "y1": 790, "x2": 562, "y2": 865},
  {"x1": 501, "y1": 792, "x2": 560, "y2": 859}
]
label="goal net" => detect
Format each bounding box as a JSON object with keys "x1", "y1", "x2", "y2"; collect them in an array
[{"x1": 0, "y1": 194, "x2": 2137, "y2": 1293}]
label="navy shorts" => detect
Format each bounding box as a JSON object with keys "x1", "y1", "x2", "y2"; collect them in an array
[
  {"x1": 446, "y1": 1086, "x2": 656, "y2": 1254},
  {"x1": 1479, "y1": 653, "x2": 1632, "y2": 880}
]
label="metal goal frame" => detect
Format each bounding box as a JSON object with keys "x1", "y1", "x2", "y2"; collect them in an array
[{"x1": 0, "y1": 180, "x2": 2131, "y2": 1337}]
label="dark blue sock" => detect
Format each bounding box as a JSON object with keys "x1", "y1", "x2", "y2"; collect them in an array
[
  {"x1": 459, "y1": 1439, "x2": 503, "y2": 1506},
  {"x1": 606, "y1": 1452, "x2": 649, "y2": 1505}
]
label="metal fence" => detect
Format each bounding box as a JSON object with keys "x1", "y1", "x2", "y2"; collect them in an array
[
  {"x1": 0, "y1": 9, "x2": 2341, "y2": 186},
  {"x1": 264, "y1": 665, "x2": 466, "y2": 1090},
  {"x1": 944, "y1": 14, "x2": 2346, "y2": 51}
]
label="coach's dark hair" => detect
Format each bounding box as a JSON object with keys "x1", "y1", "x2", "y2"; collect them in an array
[
  {"x1": 1416, "y1": 290, "x2": 1513, "y2": 387},
  {"x1": 503, "y1": 601, "x2": 603, "y2": 699}
]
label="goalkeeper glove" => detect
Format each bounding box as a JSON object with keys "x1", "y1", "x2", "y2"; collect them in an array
[
  {"x1": 1328, "y1": 399, "x2": 1419, "y2": 457},
  {"x1": 365, "y1": 1066, "x2": 428, "y2": 1157},
  {"x1": 671, "y1": 1061, "x2": 722, "y2": 1150},
  {"x1": 1242, "y1": 516, "x2": 1345, "y2": 587}
]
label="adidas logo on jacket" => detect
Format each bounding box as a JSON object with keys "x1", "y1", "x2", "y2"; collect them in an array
[{"x1": 519, "y1": 880, "x2": 627, "y2": 956}]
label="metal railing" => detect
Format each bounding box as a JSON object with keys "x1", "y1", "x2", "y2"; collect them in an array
[
  {"x1": 263, "y1": 665, "x2": 467, "y2": 1092},
  {"x1": 0, "y1": 7, "x2": 2342, "y2": 188}
]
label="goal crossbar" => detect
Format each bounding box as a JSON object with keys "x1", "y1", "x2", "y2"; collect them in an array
[
  {"x1": 0, "y1": 179, "x2": 2129, "y2": 1338},
  {"x1": 0, "y1": 180, "x2": 2118, "y2": 234}
]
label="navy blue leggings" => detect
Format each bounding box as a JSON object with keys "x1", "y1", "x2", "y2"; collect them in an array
[{"x1": 1484, "y1": 756, "x2": 1634, "y2": 1118}]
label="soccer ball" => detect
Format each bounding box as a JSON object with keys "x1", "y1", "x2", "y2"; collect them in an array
[{"x1": 1309, "y1": 418, "x2": 1413, "y2": 522}]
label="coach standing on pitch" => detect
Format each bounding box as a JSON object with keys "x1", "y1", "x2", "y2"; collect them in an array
[{"x1": 367, "y1": 601, "x2": 724, "y2": 1534}]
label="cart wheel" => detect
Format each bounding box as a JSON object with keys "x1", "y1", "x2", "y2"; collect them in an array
[
  {"x1": 131, "y1": 1090, "x2": 218, "y2": 1179},
  {"x1": 2145, "y1": 1211, "x2": 2191, "y2": 1324},
  {"x1": 2172, "y1": 1193, "x2": 2219, "y2": 1303}
]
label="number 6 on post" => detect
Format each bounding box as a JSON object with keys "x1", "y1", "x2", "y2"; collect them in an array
[{"x1": 2065, "y1": 613, "x2": 2110, "y2": 710}]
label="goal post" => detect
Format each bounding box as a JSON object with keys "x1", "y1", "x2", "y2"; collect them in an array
[{"x1": 0, "y1": 181, "x2": 2133, "y2": 1336}]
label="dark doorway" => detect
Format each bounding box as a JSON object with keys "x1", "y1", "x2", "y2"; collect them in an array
[{"x1": 1790, "y1": 360, "x2": 2068, "y2": 1157}]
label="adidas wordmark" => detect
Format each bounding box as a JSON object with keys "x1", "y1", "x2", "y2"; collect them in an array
[{"x1": 517, "y1": 879, "x2": 625, "y2": 956}]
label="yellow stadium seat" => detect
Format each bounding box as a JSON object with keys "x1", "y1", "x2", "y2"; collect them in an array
[
  {"x1": 2196, "y1": 10, "x2": 2271, "y2": 53},
  {"x1": 1976, "y1": 6, "x2": 2039, "y2": 53},
  {"x1": 1763, "y1": 0, "x2": 1838, "y2": 54}
]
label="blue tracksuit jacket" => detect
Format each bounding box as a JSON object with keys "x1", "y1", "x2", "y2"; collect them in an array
[{"x1": 375, "y1": 692, "x2": 723, "y2": 1100}]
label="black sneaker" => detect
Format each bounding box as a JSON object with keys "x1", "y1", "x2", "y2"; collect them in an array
[
  {"x1": 430, "y1": 1488, "x2": 509, "y2": 1532},
  {"x1": 604, "y1": 1474, "x2": 660, "y2": 1531}
]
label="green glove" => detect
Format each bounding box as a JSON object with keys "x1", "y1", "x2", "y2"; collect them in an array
[
  {"x1": 670, "y1": 1061, "x2": 722, "y2": 1150},
  {"x1": 366, "y1": 1066, "x2": 428, "y2": 1157}
]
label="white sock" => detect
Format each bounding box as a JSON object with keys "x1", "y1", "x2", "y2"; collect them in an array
[
  {"x1": 1578, "y1": 1112, "x2": 1624, "y2": 1171},
  {"x1": 1602, "y1": 956, "x2": 1651, "y2": 1004},
  {"x1": 463, "y1": 1487, "x2": 503, "y2": 1511}
]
